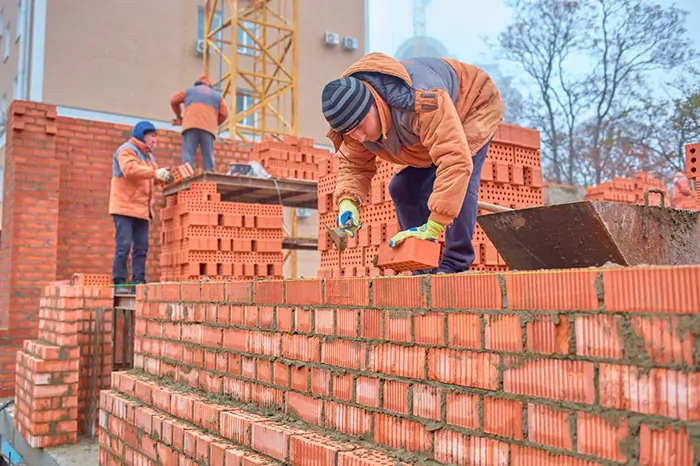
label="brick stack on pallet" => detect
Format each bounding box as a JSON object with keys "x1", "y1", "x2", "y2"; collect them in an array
[
  {"x1": 250, "y1": 136, "x2": 331, "y2": 181},
  {"x1": 584, "y1": 172, "x2": 668, "y2": 205},
  {"x1": 159, "y1": 182, "x2": 284, "y2": 282},
  {"x1": 316, "y1": 123, "x2": 545, "y2": 277}
]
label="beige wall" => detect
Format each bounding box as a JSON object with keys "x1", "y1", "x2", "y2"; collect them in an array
[
  {"x1": 41, "y1": 0, "x2": 365, "y2": 142},
  {"x1": 0, "y1": 0, "x2": 23, "y2": 128}
]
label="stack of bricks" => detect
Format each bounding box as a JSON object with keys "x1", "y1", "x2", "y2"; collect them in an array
[
  {"x1": 584, "y1": 172, "x2": 668, "y2": 205},
  {"x1": 316, "y1": 123, "x2": 544, "y2": 277},
  {"x1": 250, "y1": 136, "x2": 331, "y2": 181},
  {"x1": 14, "y1": 282, "x2": 113, "y2": 448},
  {"x1": 98, "y1": 268, "x2": 700, "y2": 465},
  {"x1": 159, "y1": 182, "x2": 284, "y2": 282}
]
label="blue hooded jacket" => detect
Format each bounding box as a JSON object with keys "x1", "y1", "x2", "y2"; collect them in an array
[{"x1": 132, "y1": 120, "x2": 157, "y2": 142}]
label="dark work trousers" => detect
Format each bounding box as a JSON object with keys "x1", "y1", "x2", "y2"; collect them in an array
[
  {"x1": 112, "y1": 214, "x2": 149, "y2": 285},
  {"x1": 182, "y1": 128, "x2": 216, "y2": 172},
  {"x1": 388, "y1": 139, "x2": 490, "y2": 274}
]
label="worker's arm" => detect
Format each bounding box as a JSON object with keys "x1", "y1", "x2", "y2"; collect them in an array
[
  {"x1": 418, "y1": 89, "x2": 473, "y2": 227},
  {"x1": 333, "y1": 137, "x2": 377, "y2": 206},
  {"x1": 170, "y1": 90, "x2": 186, "y2": 117},
  {"x1": 218, "y1": 98, "x2": 229, "y2": 126},
  {"x1": 118, "y1": 148, "x2": 156, "y2": 180}
]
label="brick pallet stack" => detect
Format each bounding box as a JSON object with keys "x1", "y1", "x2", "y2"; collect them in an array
[
  {"x1": 159, "y1": 182, "x2": 284, "y2": 282},
  {"x1": 250, "y1": 136, "x2": 331, "y2": 181},
  {"x1": 316, "y1": 123, "x2": 545, "y2": 277},
  {"x1": 584, "y1": 172, "x2": 668, "y2": 205}
]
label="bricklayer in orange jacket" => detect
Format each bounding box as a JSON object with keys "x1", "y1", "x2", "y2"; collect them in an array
[
  {"x1": 109, "y1": 137, "x2": 163, "y2": 221},
  {"x1": 171, "y1": 75, "x2": 229, "y2": 137}
]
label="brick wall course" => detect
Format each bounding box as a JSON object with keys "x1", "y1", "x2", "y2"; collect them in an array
[{"x1": 96, "y1": 265, "x2": 700, "y2": 465}]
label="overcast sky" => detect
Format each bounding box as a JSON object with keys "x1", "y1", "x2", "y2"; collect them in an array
[{"x1": 368, "y1": 0, "x2": 700, "y2": 78}]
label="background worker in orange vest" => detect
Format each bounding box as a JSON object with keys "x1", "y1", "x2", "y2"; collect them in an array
[
  {"x1": 109, "y1": 121, "x2": 174, "y2": 294},
  {"x1": 671, "y1": 171, "x2": 696, "y2": 209},
  {"x1": 170, "y1": 75, "x2": 229, "y2": 173}
]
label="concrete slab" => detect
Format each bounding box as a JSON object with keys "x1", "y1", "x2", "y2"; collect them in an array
[{"x1": 0, "y1": 397, "x2": 98, "y2": 466}]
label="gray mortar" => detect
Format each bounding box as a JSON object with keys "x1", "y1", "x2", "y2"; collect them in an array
[
  {"x1": 594, "y1": 271, "x2": 605, "y2": 310},
  {"x1": 496, "y1": 274, "x2": 507, "y2": 309},
  {"x1": 616, "y1": 316, "x2": 653, "y2": 373},
  {"x1": 568, "y1": 315, "x2": 577, "y2": 355},
  {"x1": 568, "y1": 411, "x2": 578, "y2": 454},
  {"x1": 419, "y1": 276, "x2": 431, "y2": 308}
]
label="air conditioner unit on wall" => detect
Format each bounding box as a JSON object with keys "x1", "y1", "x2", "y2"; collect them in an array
[
  {"x1": 341, "y1": 37, "x2": 358, "y2": 51},
  {"x1": 323, "y1": 32, "x2": 340, "y2": 47},
  {"x1": 195, "y1": 39, "x2": 205, "y2": 56}
]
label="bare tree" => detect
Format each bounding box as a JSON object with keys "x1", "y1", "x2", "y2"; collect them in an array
[
  {"x1": 498, "y1": 0, "x2": 590, "y2": 184},
  {"x1": 583, "y1": 0, "x2": 693, "y2": 184},
  {"x1": 498, "y1": 0, "x2": 695, "y2": 185},
  {"x1": 623, "y1": 70, "x2": 700, "y2": 181}
]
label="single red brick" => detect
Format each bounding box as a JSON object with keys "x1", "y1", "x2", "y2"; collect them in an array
[
  {"x1": 527, "y1": 403, "x2": 573, "y2": 451},
  {"x1": 639, "y1": 424, "x2": 694, "y2": 466},
  {"x1": 527, "y1": 314, "x2": 570, "y2": 354},
  {"x1": 359, "y1": 309, "x2": 383, "y2": 339},
  {"x1": 602, "y1": 266, "x2": 700, "y2": 313},
  {"x1": 447, "y1": 313, "x2": 481, "y2": 349},
  {"x1": 384, "y1": 309, "x2": 412, "y2": 343},
  {"x1": 285, "y1": 279, "x2": 322, "y2": 305},
  {"x1": 432, "y1": 273, "x2": 502, "y2": 309},
  {"x1": 324, "y1": 401, "x2": 373, "y2": 437},
  {"x1": 412, "y1": 384, "x2": 441, "y2": 421},
  {"x1": 375, "y1": 239, "x2": 440, "y2": 273},
  {"x1": 324, "y1": 278, "x2": 370, "y2": 306},
  {"x1": 382, "y1": 380, "x2": 410, "y2": 415},
  {"x1": 355, "y1": 376, "x2": 380, "y2": 408},
  {"x1": 483, "y1": 396, "x2": 523, "y2": 439},
  {"x1": 444, "y1": 390, "x2": 479, "y2": 429},
  {"x1": 577, "y1": 412, "x2": 628, "y2": 462},
  {"x1": 373, "y1": 276, "x2": 429, "y2": 308},
  {"x1": 335, "y1": 309, "x2": 359, "y2": 337},
  {"x1": 485, "y1": 314, "x2": 523, "y2": 351},
  {"x1": 253, "y1": 281, "x2": 284, "y2": 304},
  {"x1": 506, "y1": 270, "x2": 599, "y2": 310}
]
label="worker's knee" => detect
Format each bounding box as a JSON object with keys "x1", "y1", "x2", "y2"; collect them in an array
[{"x1": 388, "y1": 173, "x2": 413, "y2": 205}]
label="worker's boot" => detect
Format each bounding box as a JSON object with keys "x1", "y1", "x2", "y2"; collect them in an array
[{"x1": 114, "y1": 285, "x2": 131, "y2": 295}]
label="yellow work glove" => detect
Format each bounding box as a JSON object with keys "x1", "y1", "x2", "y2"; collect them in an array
[
  {"x1": 389, "y1": 220, "x2": 444, "y2": 247},
  {"x1": 336, "y1": 199, "x2": 361, "y2": 237}
]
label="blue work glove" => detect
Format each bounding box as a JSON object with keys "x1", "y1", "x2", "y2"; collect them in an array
[
  {"x1": 336, "y1": 199, "x2": 361, "y2": 237},
  {"x1": 389, "y1": 220, "x2": 444, "y2": 247}
]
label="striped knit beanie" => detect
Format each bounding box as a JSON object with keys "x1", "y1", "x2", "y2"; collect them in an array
[{"x1": 322, "y1": 77, "x2": 374, "y2": 134}]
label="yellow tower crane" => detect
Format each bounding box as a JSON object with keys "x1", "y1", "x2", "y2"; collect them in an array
[
  {"x1": 200, "y1": 0, "x2": 302, "y2": 277},
  {"x1": 202, "y1": 0, "x2": 298, "y2": 142}
]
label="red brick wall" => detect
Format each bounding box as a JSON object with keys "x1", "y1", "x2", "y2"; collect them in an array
[{"x1": 100, "y1": 267, "x2": 700, "y2": 465}]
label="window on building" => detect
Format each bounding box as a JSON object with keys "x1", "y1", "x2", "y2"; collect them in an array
[
  {"x1": 236, "y1": 20, "x2": 257, "y2": 56},
  {"x1": 197, "y1": 6, "x2": 223, "y2": 47},
  {"x1": 236, "y1": 90, "x2": 254, "y2": 128},
  {"x1": 3, "y1": 23, "x2": 9, "y2": 61},
  {"x1": 197, "y1": 6, "x2": 257, "y2": 56},
  {"x1": 13, "y1": 75, "x2": 19, "y2": 99},
  {"x1": 15, "y1": 0, "x2": 22, "y2": 41}
]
